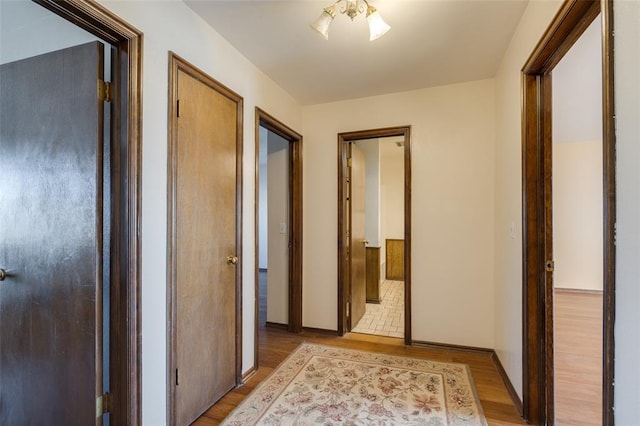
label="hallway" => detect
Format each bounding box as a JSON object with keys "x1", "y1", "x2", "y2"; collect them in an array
[{"x1": 195, "y1": 327, "x2": 525, "y2": 425}]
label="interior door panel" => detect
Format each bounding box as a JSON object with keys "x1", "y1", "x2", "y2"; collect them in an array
[
  {"x1": 0, "y1": 41, "x2": 105, "y2": 425},
  {"x1": 171, "y1": 61, "x2": 241, "y2": 425}
]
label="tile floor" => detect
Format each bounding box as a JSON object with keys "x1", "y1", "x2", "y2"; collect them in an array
[{"x1": 352, "y1": 280, "x2": 404, "y2": 338}]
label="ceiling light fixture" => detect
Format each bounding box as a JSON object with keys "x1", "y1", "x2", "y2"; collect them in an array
[{"x1": 310, "y1": 0, "x2": 390, "y2": 41}]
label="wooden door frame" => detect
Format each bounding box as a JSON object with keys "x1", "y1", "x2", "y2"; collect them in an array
[
  {"x1": 521, "y1": 0, "x2": 615, "y2": 424},
  {"x1": 253, "y1": 108, "x2": 303, "y2": 372},
  {"x1": 166, "y1": 53, "x2": 244, "y2": 424},
  {"x1": 337, "y1": 126, "x2": 412, "y2": 345},
  {"x1": 32, "y1": 1, "x2": 143, "y2": 423}
]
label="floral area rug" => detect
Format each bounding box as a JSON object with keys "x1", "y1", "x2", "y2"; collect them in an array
[{"x1": 222, "y1": 342, "x2": 487, "y2": 425}]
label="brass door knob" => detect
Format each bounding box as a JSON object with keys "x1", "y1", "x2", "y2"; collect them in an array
[
  {"x1": 362, "y1": 240, "x2": 370, "y2": 245},
  {"x1": 226, "y1": 256, "x2": 238, "y2": 265},
  {"x1": 0, "y1": 268, "x2": 6, "y2": 281}
]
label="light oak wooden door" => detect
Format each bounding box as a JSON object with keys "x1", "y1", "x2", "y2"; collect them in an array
[
  {"x1": 349, "y1": 144, "x2": 367, "y2": 328},
  {"x1": 169, "y1": 57, "x2": 242, "y2": 425},
  {"x1": 0, "y1": 42, "x2": 106, "y2": 425}
]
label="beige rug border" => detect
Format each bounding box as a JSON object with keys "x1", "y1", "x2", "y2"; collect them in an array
[{"x1": 222, "y1": 341, "x2": 488, "y2": 425}]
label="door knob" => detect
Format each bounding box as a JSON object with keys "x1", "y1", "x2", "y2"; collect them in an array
[
  {"x1": 226, "y1": 256, "x2": 238, "y2": 265},
  {"x1": 0, "y1": 268, "x2": 6, "y2": 281},
  {"x1": 362, "y1": 240, "x2": 370, "y2": 245}
]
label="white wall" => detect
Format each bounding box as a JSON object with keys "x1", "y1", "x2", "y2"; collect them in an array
[
  {"x1": 355, "y1": 139, "x2": 381, "y2": 248},
  {"x1": 380, "y1": 138, "x2": 405, "y2": 243},
  {"x1": 302, "y1": 79, "x2": 496, "y2": 348},
  {"x1": 552, "y1": 141, "x2": 603, "y2": 291},
  {"x1": 614, "y1": 0, "x2": 640, "y2": 421},
  {"x1": 258, "y1": 127, "x2": 269, "y2": 270},
  {"x1": 96, "y1": 2, "x2": 302, "y2": 424},
  {"x1": 493, "y1": 0, "x2": 563, "y2": 399},
  {"x1": 266, "y1": 135, "x2": 289, "y2": 324},
  {"x1": 552, "y1": 17, "x2": 603, "y2": 145}
]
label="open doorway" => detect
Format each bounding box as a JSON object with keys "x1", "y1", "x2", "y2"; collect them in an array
[
  {"x1": 551, "y1": 15, "x2": 603, "y2": 425},
  {"x1": 521, "y1": 0, "x2": 615, "y2": 424},
  {"x1": 254, "y1": 108, "x2": 303, "y2": 366},
  {"x1": 337, "y1": 126, "x2": 412, "y2": 345},
  {"x1": 348, "y1": 137, "x2": 405, "y2": 339},
  {"x1": 258, "y1": 127, "x2": 291, "y2": 330}
]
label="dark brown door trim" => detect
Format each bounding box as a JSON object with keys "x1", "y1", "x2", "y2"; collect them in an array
[
  {"x1": 521, "y1": 0, "x2": 615, "y2": 424},
  {"x1": 32, "y1": 1, "x2": 143, "y2": 423},
  {"x1": 254, "y1": 108, "x2": 304, "y2": 360},
  {"x1": 337, "y1": 126, "x2": 412, "y2": 346},
  {"x1": 167, "y1": 53, "x2": 244, "y2": 424}
]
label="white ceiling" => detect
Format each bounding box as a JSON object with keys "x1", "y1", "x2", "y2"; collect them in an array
[{"x1": 184, "y1": 0, "x2": 529, "y2": 105}]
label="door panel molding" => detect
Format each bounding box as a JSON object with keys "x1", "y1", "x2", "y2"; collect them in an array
[
  {"x1": 167, "y1": 53, "x2": 243, "y2": 425},
  {"x1": 31, "y1": 1, "x2": 143, "y2": 423},
  {"x1": 521, "y1": 0, "x2": 615, "y2": 424},
  {"x1": 253, "y1": 108, "x2": 303, "y2": 372},
  {"x1": 337, "y1": 126, "x2": 412, "y2": 345}
]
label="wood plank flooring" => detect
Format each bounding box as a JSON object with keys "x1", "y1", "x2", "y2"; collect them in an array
[
  {"x1": 193, "y1": 284, "x2": 603, "y2": 425},
  {"x1": 194, "y1": 327, "x2": 525, "y2": 425},
  {"x1": 554, "y1": 289, "x2": 603, "y2": 425}
]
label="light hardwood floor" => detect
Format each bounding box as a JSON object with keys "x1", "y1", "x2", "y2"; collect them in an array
[
  {"x1": 193, "y1": 283, "x2": 603, "y2": 425},
  {"x1": 554, "y1": 289, "x2": 603, "y2": 425},
  {"x1": 194, "y1": 327, "x2": 525, "y2": 425}
]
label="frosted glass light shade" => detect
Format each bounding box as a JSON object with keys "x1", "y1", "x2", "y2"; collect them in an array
[
  {"x1": 310, "y1": 7, "x2": 336, "y2": 40},
  {"x1": 366, "y1": 7, "x2": 390, "y2": 41}
]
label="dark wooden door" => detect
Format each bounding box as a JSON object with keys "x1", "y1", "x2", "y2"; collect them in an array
[
  {"x1": 349, "y1": 144, "x2": 367, "y2": 328},
  {"x1": 172, "y1": 63, "x2": 240, "y2": 425},
  {"x1": 0, "y1": 42, "x2": 105, "y2": 425}
]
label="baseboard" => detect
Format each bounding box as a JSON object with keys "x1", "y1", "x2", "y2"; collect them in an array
[
  {"x1": 302, "y1": 326, "x2": 339, "y2": 336},
  {"x1": 242, "y1": 365, "x2": 257, "y2": 383},
  {"x1": 265, "y1": 321, "x2": 288, "y2": 330},
  {"x1": 554, "y1": 287, "x2": 603, "y2": 295},
  {"x1": 411, "y1": 339, "x2": 494, "y2": 355},
  {"x1": 490, "y1": 352, "x2": 523, "y2": 417},
  {"x1": 265, "y1": 324, "x2": 339, "y2": 335}
]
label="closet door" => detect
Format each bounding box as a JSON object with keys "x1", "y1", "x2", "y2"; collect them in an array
[{"x1": 168, "y1": 55, "x2": 242, "y2": 425}]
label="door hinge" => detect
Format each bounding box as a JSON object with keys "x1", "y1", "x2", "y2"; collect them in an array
[
  {"x1": 347, "y1": 157, "x2": 352, "y2": 167},
  {"x1": 176, "y1": 368, "x2": 179, "y2": 386},
  {"x1": 545, "y1": 260, "x2": 555, "y2": 272},
  {"x1": 98, "y1": 80, "x2": 112, "y2": 103},
  {"x1": 176, "y1": 100, "x2": 180, "y2": 117},
  {"x1": 346, "y1": 302, "x2": 350, "y2": 317},
  {"x1": 96, "y1": 393, "x2": 111, "y2": 417}
]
